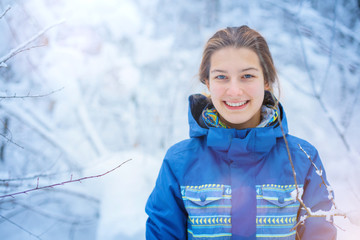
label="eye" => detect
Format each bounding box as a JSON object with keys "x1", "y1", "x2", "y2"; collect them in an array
[
  {"x1": 243, "y1": 74, "x2": 254, "y2": 79},
  {"x1": 215, "y1": 75, "x2": 227, "y2": 80}
]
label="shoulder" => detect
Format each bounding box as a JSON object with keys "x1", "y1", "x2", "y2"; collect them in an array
[
  {"x1": 166, "y1": 138, "x2": 202, "y2": 156},
  {"x1": 279, "y1": 134, "x2": 319, "y2": 157},
  {"x1": 276, "y1": 134, "x2": 326, "y2": 182},
  {"x1": 163, "y1": 137, "x2": 204, "y2": 169}
]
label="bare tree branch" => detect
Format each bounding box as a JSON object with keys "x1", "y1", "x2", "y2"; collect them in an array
[
  {"x1": 276, "y1": 106, "x2": 300, "y2": 198},
  {"x1": 0, "y1": 132, "x2": 24, "y2": 149},
  {"x1": 269, "y1": 0, "x2": 357, "y2": 154},
  {"x1": 0, "y1": 87, "x2": 64, "y2": 99},
  {"x1": 294, "y1": 15, "x2": 353, "y2": 153},
  {"x1": 1, "y1": 103, "x2": 81, "y2": 168},
  {"x1": 0, "y1": 5, "x2": 11, "y2": 19},
  {"x1": 15, "y1": 201, "x2": 97, "y2": 225},
  {"x1": 77, "y1": 102, "x2": 108, "y2": 157},
  {"x1": 298, "y1": 144, "x2": 337, "y2": 208},
  {"x1": 0, "y1": 44, "x2": 47, "y2": 67},
  {"x1": 0, "y1": 159, "x2": 131, "y2": 199},
  {"x1": 289, "y1": 144, "x2": 348, "y2": 230},
  {"x1": 272, "y1": 93, "x2": 347, "y2": 232},
  {"x1": 0, "y1": 19, "x2": 65, "y2": 68},
  {"x1": 0, "y1": 172, "x2": 59, "y2": 182},
  {"x1": 0, "y1": 214, "x2": 41, "y2": 240},
  {"x1": 342, "y1": 78, "x2": 360, "y2": 134},
  {"x1": 0, "y1": 86, "x2": 64, "y2": 151}
]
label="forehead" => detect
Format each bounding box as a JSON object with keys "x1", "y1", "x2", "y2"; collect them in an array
[{"x1": 210, "y1": 47, "x2": 261, "y2": 70}]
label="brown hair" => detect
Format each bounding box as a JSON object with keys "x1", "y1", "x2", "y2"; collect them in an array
[{"x1": 199, "y1": 26, "x2": 278, "y2": 92}]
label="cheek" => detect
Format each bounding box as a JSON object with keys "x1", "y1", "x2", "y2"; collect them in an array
[
  {"x1": 209, "y1": 84, "x2": 224, "y2": 98},
  {"x1": 248, "y1": 83, "x2": 265, "y2": 97}
]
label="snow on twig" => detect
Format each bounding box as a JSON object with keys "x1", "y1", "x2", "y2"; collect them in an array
[
  {"x1": 288, "y1": 144, "x2": 349, "y2": 231},
  {"x1": 286, "y1": 144, "x2": 360, "y2": 230},
  {"x1": 0, "y1": 19, "x2": 65, "y2": 68},
  {"x1": 298, "y1": 144, "x2": 337, "y2": 208},
  {"x1": 0, "y1": 159, "x2": 131, "y2": 199},
  {"x1": 273, "y1": 89, "x2": 348, "y2": 230}
]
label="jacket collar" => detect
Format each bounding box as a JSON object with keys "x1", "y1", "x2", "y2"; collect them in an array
[{"x1": 188, "y1": 94, "x2": 288, "y2": 164}]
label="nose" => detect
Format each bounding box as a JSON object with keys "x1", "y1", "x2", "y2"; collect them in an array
[{"x1": 226, "y1": 79, "x2": 244, "y2": 96}]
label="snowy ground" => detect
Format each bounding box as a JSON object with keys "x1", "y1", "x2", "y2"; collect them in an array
[{"x1": 0, "y1": 0, "x2": 359, "y2": 239}]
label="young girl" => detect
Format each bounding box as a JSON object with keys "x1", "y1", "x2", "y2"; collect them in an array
[{"x1": 145, "y1": 26, "x2": 336, "y2": 240}]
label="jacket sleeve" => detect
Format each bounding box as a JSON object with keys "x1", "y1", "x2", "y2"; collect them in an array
[
  {"x1": 145, "y1": 156, "x2": 187, "y2": 240},
  {"x1": 296, "y1": 149, "x2": 337, "y2": 239}
]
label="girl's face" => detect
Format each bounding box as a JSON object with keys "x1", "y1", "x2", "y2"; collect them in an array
[{"x1": 206, "y1": 47, "x2": 269, "y2": 129}]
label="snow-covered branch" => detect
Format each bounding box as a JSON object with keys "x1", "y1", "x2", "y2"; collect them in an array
[
  {"x1": 298, "y1": 144, "x2": 337, "y2": 208},
  {"x1": 275, "y1": 97, "x2": 356, "y2": 230},
  {"x1": 288, "y1": 144, "x2": 360, "y2": 231},
  {"x1": 0, "y1": 19, "x2": 65, "y2": 68},
  {"x1": 0, "y1": 159, "x2": 131, "y2": 199}
]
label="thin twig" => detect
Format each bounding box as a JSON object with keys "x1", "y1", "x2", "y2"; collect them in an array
[
  {"x1": 0, "y1": 159, "x2": 132, "y2": 199},
  {"x1": 0, "y1": 132, "x2": 24, "y2": 149},
  {"x1": 295, "y1": 12, "x2": 351, "y2": 152},
  {"x1": 319, "y1": 0, "x2": 338, "y2": 96},
  {"x1": 0, "y1": 87, "x2": 64, "y2": 99},
  {"x1": 15, "y1": 201, "x2": 97, "y2": 225},
  {"x1": 274, "y1": 91, "x2": 346, "y2": 232},
  {"x1": 0, "y1": 19, "x2": 65, "y2": 67},
  {"x1": 342, "y1": 77, "x2": 360, "y2": 135},
  {"x1": 0, "y1": 172, "x2": 59, "y2": 182},
  {"x1": 0, "y1": 44, "x2": 47, "y2": 68},
  {"x1": 275, "y1": 96, "x2": 301, "y2": 200},
  {"x1": 0, "y1": 214, "x2": 41, "y2": 239},
  {"x1": 1, "y1": 103, "x2": 80, "y2": 168},
  {"x1": 352, "y1": 188, "x2": 360, "y2": 203},
  {"x1": 0, "y1": 5, "x2": 11, "y2": 19},
  {"x1": 298, "y1": 144, "x2": 337, "y2": 208}
]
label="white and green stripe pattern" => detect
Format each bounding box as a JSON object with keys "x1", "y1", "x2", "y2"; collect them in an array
[{"x1": 181, "y1": 184, "x2": 232, "y2": 239}]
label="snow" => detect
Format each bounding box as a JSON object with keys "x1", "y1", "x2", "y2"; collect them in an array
[
  {"x1": 316, "y1": 169, "x2": 323, "y2": 177},
  {"x1": 347, "y1": 210, "x2": 360, "y2": 226},
  {"x1": 290, "y1": 187, "x2": 304, "y2": 201},
  {"x1": 0, "y1": 0, "x2": 360, "y2": 239}
]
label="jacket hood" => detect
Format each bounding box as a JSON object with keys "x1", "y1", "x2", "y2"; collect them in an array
[{"x1": 188, "y1": 94, "x2": 289, "y2": 163}]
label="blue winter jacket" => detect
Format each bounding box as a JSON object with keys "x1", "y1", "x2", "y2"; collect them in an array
[{"x1": 146, "y1": 94, "x2": 336, "y2": 239}]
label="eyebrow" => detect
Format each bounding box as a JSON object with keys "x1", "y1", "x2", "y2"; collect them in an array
[{"x1": 210, "y1": 67, "x2": 259, "y2": 74}]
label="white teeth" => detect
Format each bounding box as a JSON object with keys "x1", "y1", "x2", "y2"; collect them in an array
[{"x1": 226, "y1": 101, "x2": 247, "y2": 107}]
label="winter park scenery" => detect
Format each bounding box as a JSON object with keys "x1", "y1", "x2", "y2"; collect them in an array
[{"x1": 0, "y1": 0, "x2": 360, "y2": 239}]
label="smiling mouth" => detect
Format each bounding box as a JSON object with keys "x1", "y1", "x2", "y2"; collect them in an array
[{"x1": 225, "y1": 100, "x2": 249, "y2": 107}]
